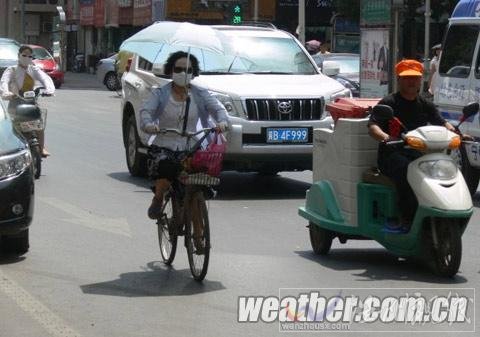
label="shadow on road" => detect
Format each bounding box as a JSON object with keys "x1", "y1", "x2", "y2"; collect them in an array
[
  {"x1": 80, "y1": 261, "x2": 225, "y2": 297},
  {"x1": 108, "y1": 171, "x2": 311, "y2": 200},
  {"x1": 0, "y1": 254, "x2": 26, "y2": 265},
  {"x1": 471, "y1": 192, "x2": 480, "y2": 207},
  {"x1": 296, "y1": 249, "x2": 468, "y2": 284},
  {"x1": 108, "y1": 172, "x2": 151, "y2": 192},
  {"x1": 216, "y1": 171, "x2": 310, "y2": 200}
]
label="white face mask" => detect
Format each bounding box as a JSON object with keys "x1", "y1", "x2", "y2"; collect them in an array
[
  {"x1": 19, "y1": 55, "x2": 32, "y2": 67},
  {"x1": 172, "y1": 72, "x2": 192, "y2": 87}
]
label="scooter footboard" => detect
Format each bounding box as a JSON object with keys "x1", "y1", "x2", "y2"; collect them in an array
[
  {"x1": 357, "y1": 183, "x2": 398, "y2": 229},
  {"x1": 299, "y1": 180, "x2": 345, "y2": 224}
]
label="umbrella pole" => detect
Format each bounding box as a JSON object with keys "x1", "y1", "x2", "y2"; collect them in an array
[{"x1": 181, "y1": 49, "x2": 192, "y2": 138}]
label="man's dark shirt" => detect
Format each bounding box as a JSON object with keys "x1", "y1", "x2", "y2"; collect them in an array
[{"x1": 368, "y1": 92, "x2": 446, "y2": 159}]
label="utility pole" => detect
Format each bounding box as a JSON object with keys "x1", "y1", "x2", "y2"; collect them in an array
[
  {"x1": 423, "y1": 0, "x2": 431, "y2": 91},
  {"x1": 298, "y1": 0, "x2": 305, "y2": 44},
  {"x1": 254, "y1": 0, "x2": 258, "y2": 21},
  {"x1": 21, "y1": 0, "x2": 25, "y2": 42}
]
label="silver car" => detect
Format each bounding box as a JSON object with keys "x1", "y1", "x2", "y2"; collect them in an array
[
  {"x1": 96, "y1": 54, "x2": 120, "y2": 91},
  {"x1": 121, "y1": 24, "x2": 350, "y2": 176}
]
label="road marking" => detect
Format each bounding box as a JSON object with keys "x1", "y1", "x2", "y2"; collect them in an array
[
  {"x1": 0, "y1": 268, "x2": 82, "y2": 337},
  {"x1": 40, "y1": 197, "x2": 131, "y2": 237}
]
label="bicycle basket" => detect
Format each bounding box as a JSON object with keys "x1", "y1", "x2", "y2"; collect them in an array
[
  {"x1": 180, "y1": 172, "x2": 220, "y2": 186},
  {"x1": 15, "y1": 109, "x2": 47, "y2": 132},
  {"x1": 191, "y1": 132, "x2": 226, "y2": 177}
]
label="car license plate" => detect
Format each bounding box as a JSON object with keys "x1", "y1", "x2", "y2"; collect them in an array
[{"x1": 266, "y1": 128, "x2": 309, "y2": 143}]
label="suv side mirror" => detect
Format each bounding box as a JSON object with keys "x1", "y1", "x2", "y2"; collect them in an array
[
  {"x1": 371, "y1": 104, "x2": 394, "y2": 122},
  {"x1": 322, "y1": 61, "x2": 340, "y2": 76},
  {"x1": 462, "y1": 102, "x2": 479, "y2": 119}
]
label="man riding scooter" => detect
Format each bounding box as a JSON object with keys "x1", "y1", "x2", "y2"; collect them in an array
[{"x1": 368, "y1": 59, "x2": 456, "y2": 231}]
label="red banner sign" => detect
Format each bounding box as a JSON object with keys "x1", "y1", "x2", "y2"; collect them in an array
[
  {"x1": 133, "y1": 0, "x2": 152, "y2": 26},
  {"x1": 105, "y1": 0, "x2": 119, "y2": 27},
  {"x1": 80, "y1": 4, "x2": 94, "y2": 26},
  {"x1": 94, "y1": 0, "x2": 105, "y2": 27}
]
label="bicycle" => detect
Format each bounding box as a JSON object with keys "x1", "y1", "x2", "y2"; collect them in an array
[{"x1": 148, "y1": 127, "x2": 224, "y2": 281}]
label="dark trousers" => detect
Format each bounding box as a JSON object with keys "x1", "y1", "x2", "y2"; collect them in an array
[{"x1": 378, "y1": 149, "x2": 422, "y2": 221}]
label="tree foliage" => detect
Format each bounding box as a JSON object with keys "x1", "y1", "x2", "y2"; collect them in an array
[{"x1": 331, "y1": 0, "x2": 360, "y2": 21}]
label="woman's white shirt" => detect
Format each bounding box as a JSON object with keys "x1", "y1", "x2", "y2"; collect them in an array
[
  {"x1": 151, "y1": 94, "x2": 199, "y2": 150},
  {"x1": 0, "y1": 64, "x2": 55, "y2": 98}
]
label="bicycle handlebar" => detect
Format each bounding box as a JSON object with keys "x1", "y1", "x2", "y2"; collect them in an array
[{"x1": 152, "y1": 127, "x2": 217, "y2": 137}]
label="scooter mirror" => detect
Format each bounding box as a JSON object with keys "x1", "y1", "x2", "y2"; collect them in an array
[
  {"x1": 371, "y1": 104, "x2": 394, "y2": 122},
  {"x1": 462, "y1": 102, "x2": 479, "y2": 119},
  {"x1": 23, "y1": 91, "x2": 35, "y2": 99}
]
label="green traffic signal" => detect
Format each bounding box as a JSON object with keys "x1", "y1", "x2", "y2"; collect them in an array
[{"x1": 231, "y1": 4, "x2": 242, "y2": 24}]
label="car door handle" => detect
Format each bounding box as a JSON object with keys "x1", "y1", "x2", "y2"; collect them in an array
[{"x1": 134, "y1": 81, "x2": 142, "y2": 88}]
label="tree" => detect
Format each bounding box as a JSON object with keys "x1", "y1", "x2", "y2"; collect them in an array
[{"x1": 332, "y1": 0, "x2": 360, "y2": 21}]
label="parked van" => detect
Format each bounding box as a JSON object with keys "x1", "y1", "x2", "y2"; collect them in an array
[{"x1": 433, "y1": 0, "x2": 480, "y2": 194}]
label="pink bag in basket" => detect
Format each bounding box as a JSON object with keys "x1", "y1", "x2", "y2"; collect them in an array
[{"x1": 191, "y1": 132, "x2": 227, "y2": 177}]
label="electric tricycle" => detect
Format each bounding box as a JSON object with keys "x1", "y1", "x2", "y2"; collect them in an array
[{"x1": 299, "y1": 102, "x2": 479, "y2": 277}]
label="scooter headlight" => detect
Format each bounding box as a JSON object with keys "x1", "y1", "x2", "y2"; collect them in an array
[
  {"x1": 418, "y1": 159, "x2": 457, "y2": 180},
  {"x1": 0, "y1": 150, "x2": 32, "y2": 180}
]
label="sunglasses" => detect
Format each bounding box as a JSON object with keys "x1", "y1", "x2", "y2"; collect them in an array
[
  {"x1": 173, "y1": 66, "x2": 193, "y2": 74},
  {"x1": 21, "y1": 54, "x2": 33, "y2": 58}
]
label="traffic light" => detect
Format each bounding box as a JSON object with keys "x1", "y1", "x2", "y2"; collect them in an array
[{"x1": 231, "y1": 4, "x2": 243, "y2": 25}]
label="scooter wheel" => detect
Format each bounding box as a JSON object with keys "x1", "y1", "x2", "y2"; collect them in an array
[
  {"x1": 430, "y1": 219, "x2": 462, "y2": 277},
  {"x1": 309, "y1": 222, "x2": 333, "y2": 255},
  {"x1": 32, "y1": 147, "x2": 41, "y2": 179}
]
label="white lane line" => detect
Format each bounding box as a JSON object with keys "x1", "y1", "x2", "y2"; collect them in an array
[
  {"x1": 40, "y1": 197, "x2": 131, "y2": 237},
  {"x1": 0, "y1": 269, "x2": 82, "y2": 337}
]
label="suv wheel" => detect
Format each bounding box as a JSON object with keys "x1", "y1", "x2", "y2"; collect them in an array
[{"x1": 125, "y1": 115, "x2": 147, "y2": 177}]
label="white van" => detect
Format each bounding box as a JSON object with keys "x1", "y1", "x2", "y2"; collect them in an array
[{"x1": 433, "y1": 0, "x2": 480, "y2": 194}]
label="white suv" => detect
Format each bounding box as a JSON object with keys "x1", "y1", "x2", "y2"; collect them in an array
[{"x1": 121, "y1": 24, "x2": 350, "y2": 176}]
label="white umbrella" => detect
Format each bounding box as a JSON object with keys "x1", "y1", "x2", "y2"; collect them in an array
[{"x1": 119, "y1": 21, "x2": 231, "y2": 62}]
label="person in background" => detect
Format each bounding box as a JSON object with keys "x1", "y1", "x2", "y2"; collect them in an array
[
  {"x1": 0, "y1": 45, "x2": 55, "y2": 157},
  {"x1": 115, "y1": 50, "x2": 134, "y2": 77},
  {"x1": 428, "y1": 43, "x2": 442, "y2": 97},
  {"x1": 305, "y1": 40, "x2": 321, "y2": 55},
  {"x1": 319, "y1": 40, "x2": 331, "y2": 54}
]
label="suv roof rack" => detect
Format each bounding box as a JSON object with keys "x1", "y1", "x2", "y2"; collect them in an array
[{"x1": 236, "y1": 21, "x2": 277, "y2": 29}]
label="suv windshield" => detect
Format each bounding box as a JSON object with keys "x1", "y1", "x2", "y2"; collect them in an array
[{"x1": 154, "y1": 35, "x2": 317, "y2": 75}]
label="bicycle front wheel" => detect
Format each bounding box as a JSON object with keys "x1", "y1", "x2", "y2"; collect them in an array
[
  {"x1": 185, "y1": 191, "x2": 210, "y2": 281},
  {"x1": 158, "y1": 191, "x2": 178, "y2": 265}
]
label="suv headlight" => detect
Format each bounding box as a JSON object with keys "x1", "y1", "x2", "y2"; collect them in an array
[
  {"x1": 418, "y1": 159, "x2": 457, "y2": 180},
  {"x1": 209, "y1": 91, "x2": 238, "y2": 116},
  {"x1": 330, "y1": 88, "x2": 352, "y2": 101},
  {"x1": 0, "y1": 150, "x2": 32, "y2": 180}
]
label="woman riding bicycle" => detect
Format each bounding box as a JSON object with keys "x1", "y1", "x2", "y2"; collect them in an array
[{"x1": 140, "y1": 51, "x2": 228, "y2": 219}]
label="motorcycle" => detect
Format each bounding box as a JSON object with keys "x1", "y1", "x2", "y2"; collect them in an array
[
  {"x1": 12, "y1": 88, "x2": 50, "y2": 179},
  {"x1": 72, "y1": 53, "x2": 85, "y2": 73},
  {"x1": 298, "y1": 102, "x2": 479, "y2": 277}
]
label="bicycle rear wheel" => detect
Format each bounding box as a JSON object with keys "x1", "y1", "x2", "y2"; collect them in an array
[
  {"x1": 157, "y1": 191, "x2": 178, "y2": 265},
  {"x1": 185, "y1": 191, "x2": 210, "y2": 281}
]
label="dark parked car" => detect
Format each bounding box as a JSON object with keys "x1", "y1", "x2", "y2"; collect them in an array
[
  {"x1": 0, "y1": 99, "x2": 34, "y2": 255},
  {"x1": 313, "y1": 53, "x2": 360, "y2": 97},
  {"x1": 0, "y1": 38, "x2": 20, "y2": 77}
]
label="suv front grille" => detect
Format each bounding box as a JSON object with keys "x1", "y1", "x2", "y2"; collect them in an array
[{"x1": 245, "y1": 98, "x2": 324, "y2": 121}]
